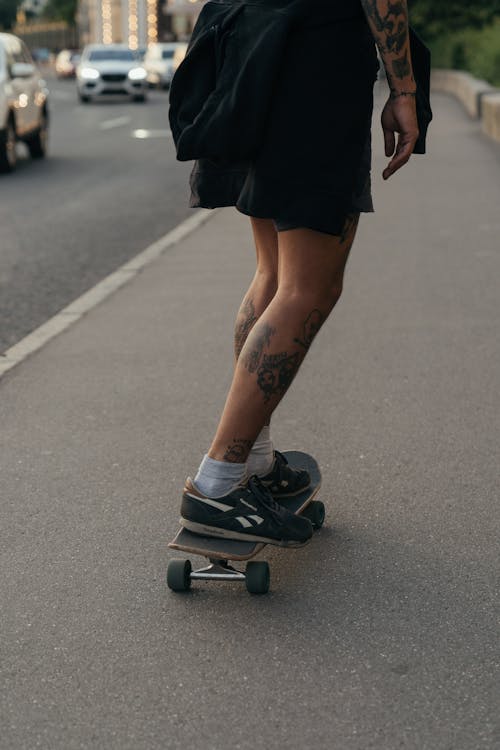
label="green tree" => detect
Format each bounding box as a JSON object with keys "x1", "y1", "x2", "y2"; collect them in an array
[
  {"x1": 42, "y1": 0, "x2": 77, "y2": 25},
  {"x1": 410, "y1": 0, "x2": 500, "y2": 38},
  {"x1": 0, "y1": 0, "x2": 20, "y2": 30}
]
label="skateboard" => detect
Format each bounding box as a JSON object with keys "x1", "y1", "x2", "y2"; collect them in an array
[{"x1": 167, "y1": 451, "x2": 324, "y2": 595}]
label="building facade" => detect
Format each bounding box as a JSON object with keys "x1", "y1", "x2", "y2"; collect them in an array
[{"x1": 77, "y1": 0, "x2": 206, "y2": 47}]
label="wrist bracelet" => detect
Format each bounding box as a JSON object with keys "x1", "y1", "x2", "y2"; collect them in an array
[{"x1": 390, "y1": 90, "x2": 417, "y2": 100}]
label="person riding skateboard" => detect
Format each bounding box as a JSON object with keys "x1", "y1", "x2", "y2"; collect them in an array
[{"x1": 175, "y1": 0, "x2": 421, "y2": 547}]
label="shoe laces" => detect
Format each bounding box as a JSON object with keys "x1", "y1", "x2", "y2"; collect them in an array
[{"x1": 247, "y1": 475, "x2": 287, "y2": 519}]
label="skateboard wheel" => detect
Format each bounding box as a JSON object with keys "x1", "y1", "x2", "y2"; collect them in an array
[
  {"x1": 245, "y1": 561, "x2": 270, "y2": 594},
  {"x1": 167, "y1": 559, "x2": 192, "y2": 592},
  {"x1": 302, "y1": 500, "x2": 325, "y2": 529}
]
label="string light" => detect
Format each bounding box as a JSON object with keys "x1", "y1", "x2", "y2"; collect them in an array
[
  {"x1": 101, "y1": 0, "x2": 113, "y2": 43},
  {"x1": 146, "y1": 0, "x2": 157, "y2": 44},
  {"x1": 128, "y1": 0, "x2": 138, "y2": 48}
]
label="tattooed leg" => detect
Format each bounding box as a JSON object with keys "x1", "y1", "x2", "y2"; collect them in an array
[
  {"x1": 208, "y1": 217, "x2": 359, "y2": 463},
  {"x1": 223, "y1": 438, "x2": 254, "y2": 463},
  {"x1": 234, "y1": 217, "x2": 279, "y2": 361}
]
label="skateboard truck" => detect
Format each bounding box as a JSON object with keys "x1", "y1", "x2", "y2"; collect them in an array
[
  {"x1": 191, "y1": 560, "x2": 246, "y2": 582},
  {"x1": 167, "y1": 558, "x2": 271, "y2": 594}
]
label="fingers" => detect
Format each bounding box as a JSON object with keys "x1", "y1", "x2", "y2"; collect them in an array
[
  {"x1": 384, "y1": 127, "x2": 395, "y2": 158},
  {"x1": 380, "y1": 96, "x2": 419, "y2": 180},
  {"x1": 382, "y1": 132, "x2": 418, "y2": 181}
]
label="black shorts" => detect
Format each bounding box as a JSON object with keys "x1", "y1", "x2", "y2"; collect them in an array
[{"x1": 190, "y1": 15, "x2": 378, "y2": 236}]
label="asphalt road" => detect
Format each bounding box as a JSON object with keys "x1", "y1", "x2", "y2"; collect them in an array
[
  {"x1": 0, "y1": 90, "x2": 499, "y2": 749},
  {"x1": 0, "y1": 75, "x2": 192, "y2": 352}
]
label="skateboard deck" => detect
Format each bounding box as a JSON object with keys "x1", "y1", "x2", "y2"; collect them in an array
[{"x1": 167, "y1": 451, "x2": 323, "y2": 594}]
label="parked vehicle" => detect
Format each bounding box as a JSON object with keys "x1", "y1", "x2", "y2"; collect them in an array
[
  {"x1": 31, "y1": 48, "x2": 51, "y2": 64},
  {"x1": 172, "y1": 43, "x2": 188, "y2": 74},
  {"x1": 55, "y1": 49, "x2": 81, "y2": 78},
  {"x1": 143, "y1": 42, "x2": 183, "y2": 89},
  {"x1": 76, "y1": 45, "x2": 148, "y2": 103},
  {"x1": 0, "y1": 33, "x2": 49, "y2": 173}
]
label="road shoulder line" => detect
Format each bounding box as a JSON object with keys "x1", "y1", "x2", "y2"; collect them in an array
[{"x1": 0, "y1": 209, "x2": 215, "y2": 380}]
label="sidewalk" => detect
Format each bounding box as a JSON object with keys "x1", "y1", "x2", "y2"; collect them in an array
[{"x1": 1, "y1": 92, "x2": 499, "y2": 749}]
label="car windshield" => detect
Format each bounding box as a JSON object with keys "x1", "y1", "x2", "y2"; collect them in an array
[
  {"x1": 162, "y1": 50, "x2": 175, "y2": 59},
  {"x1": 88, "y1": 49, "x2": 137, "y2": 62}
]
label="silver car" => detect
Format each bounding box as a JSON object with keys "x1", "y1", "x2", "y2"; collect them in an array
[
  {"x1": 77, "y1": 45, "x2": 148, "y2": 103},
  {"x1": 0, "y1": 32, "x2": 49, "y2": 173}
]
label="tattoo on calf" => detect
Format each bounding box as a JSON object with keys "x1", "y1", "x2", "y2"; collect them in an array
[
  {"x1": 234, "y1": 298, "x2": 258, "y2": 358},
  {"x1": 223, "y1": 438, "x2": 253, "y2": 463},
  {"x1": 242, "y1": 322, "x2": 276, "y2": 373},
  {"x1": 294, "y1": 309, "x2": 324, "y2": 351},
  {"x1": 257, "y1": 351, "x2": 300, "y2": 403}
]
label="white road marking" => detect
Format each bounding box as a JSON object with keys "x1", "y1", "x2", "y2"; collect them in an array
[
  {"x1": 0, "y1": 209, "x2": 216, "y2": 379},
  {"x1": 132, "y1": 128, "x2": 172, "y2": 139},
  {"x1": 100, "y1": 116, "x2": 131, "y2": 130}
]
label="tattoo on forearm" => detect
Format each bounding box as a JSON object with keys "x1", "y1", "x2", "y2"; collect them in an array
[
  {"x1": 224, "y1": 438, "x2": 253, "y2": 463},
  {"x1": 242, "y1": 322, "x2": 276, "y2": 373},
  {"x1": 360, "y1": 0, "x2": 414, "y2": 83},
  {"x1": 392, "y1": 50, "x2": 411, "y2": 80},
  {"x1": 234, "y1": 298, "x2": 258, "y2": 358},
  {"x1": 257, "y1": 352, "x2": 300, "y2": 403},
  {"x1": 361, "y1": 0, "x2": 406, "y2": 46},
  {"x1": 294, "y1": 310, "x2": 324, "y2": 351}
]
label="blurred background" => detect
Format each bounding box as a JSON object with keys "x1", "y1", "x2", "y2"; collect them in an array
[
  {"x1": 1, "y1": 0, "x2": 499, "y2": 354},
  {"x1": 0, "y1": 1, "x2": 498, "y2": 80}
]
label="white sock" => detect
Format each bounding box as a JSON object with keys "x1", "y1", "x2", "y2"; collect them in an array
[
  {"x1": 246, "y1": 425, "x2": 275, "y2": 477},
  {"x1": 194, "y1": 454, "x2": 247, "y2": 498}
]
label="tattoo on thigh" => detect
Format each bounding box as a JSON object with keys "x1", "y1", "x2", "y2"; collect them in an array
[
  {"x1": 294, "y1": 309, "x2": 324, "y2": 351},
  {"x1": 257, "y1": 351, "x2": 300, "y2": 403},
  {"x1": 242, "y1": 322, "x2": 276, "y2": 373},
  {"x1": 223, "y1": 438, "x2": 253, "y2": 463},
  {"x1": 235, "y1": 298, "x2": 258, "y2": 358},
  {"x1": 340, "y1": 214, "x2": 359, "y2": 245}
]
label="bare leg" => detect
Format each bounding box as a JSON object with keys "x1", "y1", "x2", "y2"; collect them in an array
[
  {"x1": 233, "y1": 218, "x2": 278, "y2": 445},
  {"x1": 209, "y1": 214, "x2": 360, "y2": 462},
  {"x1": 234, "y1": 217, "x2": 278, "y2": 362}
]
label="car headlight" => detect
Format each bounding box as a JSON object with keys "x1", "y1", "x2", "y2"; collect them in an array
[
  {"x1": 80, "y1": 67, "x2": 100, "y2": 80},
  {"x1": 128, "y1": 67, "x2": 147, "y2": 81}
]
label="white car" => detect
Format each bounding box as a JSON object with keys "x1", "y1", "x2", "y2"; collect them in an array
[
  {"x1": 0, "y1": 32, "x2": 49, "y2": 173},
  {"x1": 143, "y1": 42, "x2": 183, "y2": 89},
  {"x1": 77, "y1": 45, "x2": 148, "y2": 102}
]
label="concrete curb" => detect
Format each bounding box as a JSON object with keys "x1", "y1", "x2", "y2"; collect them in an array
[
  {"x1": 431, "y1": 68, "x2": 500, "y2": 142},
  {"x1": 482, "y1": 92, "x2": 500, "y2": 142}
]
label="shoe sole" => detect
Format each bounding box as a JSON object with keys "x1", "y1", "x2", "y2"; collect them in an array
[{"x1": 180, "y1": 518, "x2": 311, "y2": 548}]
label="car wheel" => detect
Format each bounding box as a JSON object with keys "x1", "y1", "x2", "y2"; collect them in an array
[
  {"x1": 26, "y1": 111, "x2": 48, "y2": 159},
  {"x1": 0, "y1": 117, "x2": 17, "y2": 173},
  {"x1": 78, "y1": 92, "x2": 90, "y2": 103},
  {"x1": 133, "y1": 94, "x2": 146, "y2": 103}
]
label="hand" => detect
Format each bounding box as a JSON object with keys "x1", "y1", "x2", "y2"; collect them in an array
[{"x1": 381, "y1": 94, "x2": 419, "y2": 180}]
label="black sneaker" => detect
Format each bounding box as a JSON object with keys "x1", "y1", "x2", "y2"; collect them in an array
[
  {"x1": 259, "y1": 450, "x2": 311, "y2": 498},
  {"x1": 180, "y1": 475, "x2": 313, "y2": 547}
]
